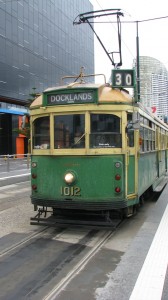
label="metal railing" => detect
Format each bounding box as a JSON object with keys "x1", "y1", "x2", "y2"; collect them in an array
[{"x1": 0, "y1": 154, "x2": 31, "y2": 172}]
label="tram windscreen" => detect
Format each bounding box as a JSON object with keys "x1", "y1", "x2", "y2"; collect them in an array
[
  {"x1": 54, "y1": 114, "x2": 85, "y2": 148},
  {"x1": 33, "y1": 116, "x2": 50, "y2": 149},
  {"x1": 90, "y1": 114, "x2": 122, "y2": 148}
]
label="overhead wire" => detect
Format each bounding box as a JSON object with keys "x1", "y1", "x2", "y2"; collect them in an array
[{"x1": 92, "y1": 0, "x2": 136, "y2": 60}]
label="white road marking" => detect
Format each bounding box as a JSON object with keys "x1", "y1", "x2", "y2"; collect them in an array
[{"x1": 0, "y1": 173, "x2": 30, "y2": 181}]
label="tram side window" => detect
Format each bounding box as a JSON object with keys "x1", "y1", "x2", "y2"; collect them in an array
[
  {"x1": 33, "y1": 116, "x2": 50, "y2": 149},
  {"x1": 161, "y1": 130, "x2": 166, "y2": 149},
  {"x1": 140, "y1": 127, "x2": 156, "y2": 152},
  {"x1": 139, "y1": 127, "x2": 144, "y2": 152},
  {"x1": 127, "y1": 113, "x2": 134, "y2": 147},
  {"x1": 54, "y1": 114, "x2": 85, "y2": 149},
  {"x1": 153, "y1": 131, "x2": 156, "y2": 150},
  {"x1": 90, "y1": 114, "x2": 121, "y2": 148},
  {"x1": 144, "y1": 128, "x2": 149, "y2": 151}
]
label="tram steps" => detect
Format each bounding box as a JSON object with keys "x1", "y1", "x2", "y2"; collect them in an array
[{"x1": 153, "y1": 176, "x2": 168, "y2": 192}]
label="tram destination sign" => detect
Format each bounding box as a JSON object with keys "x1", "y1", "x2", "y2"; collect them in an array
[
  {"x1": 112, "y1": 69, "x2": 135, "y2": 88},
  {"x1": 47, "y1": 91, "x2": 95, "y2": 105}
]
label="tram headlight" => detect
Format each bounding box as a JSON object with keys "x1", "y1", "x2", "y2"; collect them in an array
[{"x1": 64, "y1": 172, "x2": 76, "y2": 184}]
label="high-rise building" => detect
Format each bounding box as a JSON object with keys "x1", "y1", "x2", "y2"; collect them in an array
[
  {"x1": 0, "y1": 0, "x2": 94, "y2": 155},
  {"x1": 135, "y1": 56, "x2": 168, "y2": 120}
]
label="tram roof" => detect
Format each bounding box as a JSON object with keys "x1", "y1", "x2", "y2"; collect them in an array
[
  {"x1": 30, "y1": 83, "x2": 133, "y2": 108},
  {"x1": 98, "y1": 85, "x2": 133, "y2": 102}
]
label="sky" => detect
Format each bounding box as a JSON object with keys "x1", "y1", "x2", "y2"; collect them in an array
[{"x1": 88, "y1": 0, "x2": 168, "y2": 81}]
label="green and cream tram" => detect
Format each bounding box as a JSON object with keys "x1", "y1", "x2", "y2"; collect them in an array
[{"x1": 30, "y1": 71, "x2": 168, "y2": 222}]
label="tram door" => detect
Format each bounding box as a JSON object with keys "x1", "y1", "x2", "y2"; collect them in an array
[
  {"x1": 126, "y1": 132, "x2": 137, "y2": 197},
  {"x1": 157, "y1": 128, "x2": 167, "y2": 178},
  {"x1": 125, "y1": 114, "x2": 137, "y2": 197},
  {"x1": 126, "y1": 113, "x2": 140, "y2": 199}
]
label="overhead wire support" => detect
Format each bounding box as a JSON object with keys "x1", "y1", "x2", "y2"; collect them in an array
[
  {"x1": 73, "y1": 9, "x2": 124, "y2": 67},
  {"x1": 73, "y1": 9, "x2": 123, "y2": 24}
]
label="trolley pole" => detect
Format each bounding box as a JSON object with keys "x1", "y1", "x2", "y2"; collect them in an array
[{"x1": 136, "y1": 21, "x2": 140, "y2": 101}]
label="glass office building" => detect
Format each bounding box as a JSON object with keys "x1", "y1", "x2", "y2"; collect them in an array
[{"x1": 0, "y1": 0, "x2": 94, "y2": 154}]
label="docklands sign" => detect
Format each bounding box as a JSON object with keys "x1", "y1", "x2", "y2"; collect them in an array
[{"x1": 47, "y1": 91, "x2": 95, "y2": 105}]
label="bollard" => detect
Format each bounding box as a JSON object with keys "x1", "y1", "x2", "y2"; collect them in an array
[
  {"x1": 27, "y1": 153, "x2": 30, "y2": 169},
  {"x1": 1, "y1": 153, "x2": 31, "y2": 172}
]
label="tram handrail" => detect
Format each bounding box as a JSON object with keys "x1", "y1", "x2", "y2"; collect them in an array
[{"x1": 61, "y1": 71, "x2": 107, "y2": 85}]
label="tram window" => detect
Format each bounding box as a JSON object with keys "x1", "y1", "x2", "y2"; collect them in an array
[
  {"x1": 33, "y1": 116, "x2": 50, "y2": 149},
  {"x1": 140, "y1": 115, "x2": 144, "y2": 124},
  {"x1": 54, "y1": 114, "x2": 85, "y2": 149},
  {"x1": 144, "y1": 118, "x2": 149, "y2": 126},
  {"x1": 139, "y1": 127, "x2": 144, "y2": 152},
  {"x1": 144, "y1": 128, "x2": 148, "y2": 152},
  {"x1": 148, "y1": 129, "x2": 156, "y2": 151},
  {"x1": 161, "y1": 133, "x2": 165, "y2": 149},
  {"x1": 127, "y1": 131, "x2": 134, "y2": 147},
  {"x1": 127, "y1": 113, "x2": 134, "y2": 147},
  {"x1": 152, "y1": 131, "x2": 156, "y2": 150},
  {"x1": 90, "y1": 114, "x2": 121, "y2": 148},
  {"x1": 152, "y1": 123, "x2": 155, "y2": 129},
  {"x1": 148, "y1": 129, "x2": 152, "y2": 151}
]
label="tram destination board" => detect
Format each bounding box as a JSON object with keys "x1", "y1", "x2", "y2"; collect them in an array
[
  {"x1": 46, "y1": 91, "x2": 95, "y2": 105},
  {"x1": 112, "y1": 69, "x2": 135, "y2": 88}
]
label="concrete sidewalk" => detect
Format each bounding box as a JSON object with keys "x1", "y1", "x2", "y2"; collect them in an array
[{"x1": 0, "y1": 169, "x2": 30, "y2": 187}]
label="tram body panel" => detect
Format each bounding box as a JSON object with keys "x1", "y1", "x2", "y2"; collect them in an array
[
  {"x1": 31, "y1": 155, "x2": 129, "y2": 210},
  {"x1": 127, "y1": 155, "x2": 136, "y2": 194},
  {"x1": 138, "y1": 152, "x2": 158, "y2": 195}
]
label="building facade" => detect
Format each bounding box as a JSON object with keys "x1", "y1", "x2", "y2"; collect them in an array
[
  {"x1": 0, "y1": 0, "x2": 94, "y2": 155},
  {"x1": 136, "y1": 56, "x2": 168, "y2": 120}
]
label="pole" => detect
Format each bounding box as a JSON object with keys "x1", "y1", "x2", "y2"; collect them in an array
[{"x1": 136, "y1": 21, "x2": 140, "y2": 101}]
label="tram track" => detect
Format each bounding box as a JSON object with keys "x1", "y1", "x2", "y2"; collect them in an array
[
  {"x1": 0, "y1": 226, "x2": 49, "y2": 258},
  {"x1": 0, "y1": 217, "x2": 122, "y2": 260},
  {"x1": 0, "y1": 218, "x2": 125, "y2": 300},
  {"x1": 42, "y1": 226, "x2": 122, "y2": 300}
]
